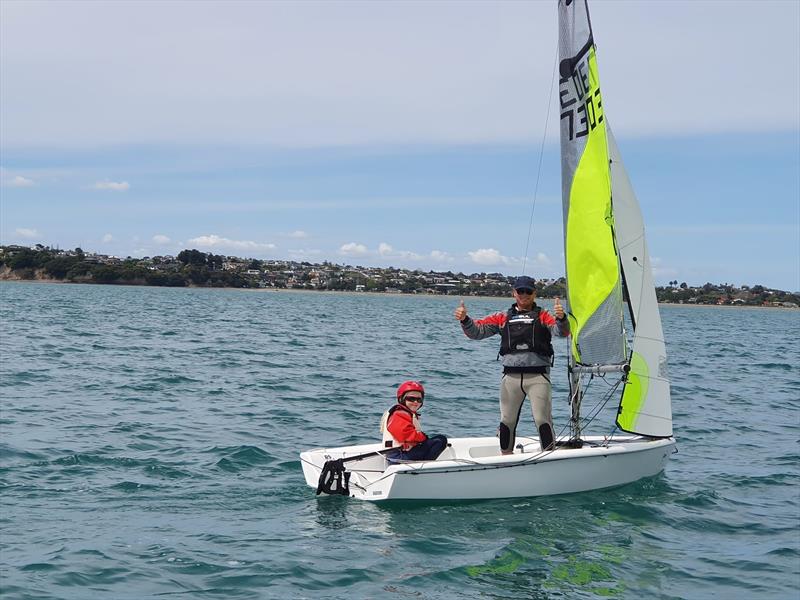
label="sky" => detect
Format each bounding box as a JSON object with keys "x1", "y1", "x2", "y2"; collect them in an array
[{"x1": 1, "y1": 0, "x2": 798, "y2": 291}]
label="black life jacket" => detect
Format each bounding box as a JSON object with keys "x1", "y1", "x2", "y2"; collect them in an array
[{"x1": 499, "y1": 305, "x2": 554, "y2": 358}]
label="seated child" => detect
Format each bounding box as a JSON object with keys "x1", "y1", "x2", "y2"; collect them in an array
[{"x1": 379, "y1": 380, "x2": 447, "y2": 461}]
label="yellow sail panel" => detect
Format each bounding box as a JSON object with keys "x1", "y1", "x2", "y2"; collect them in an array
[
  {"x1": 566, "y1": 52, "x2": 612, "y2": 359},
  {"x1": 617, "y1": 351, "x2": 648, "y2": 431},
  {"x1": 563, "y1": 49, "x2": 625, "y2": 365}
]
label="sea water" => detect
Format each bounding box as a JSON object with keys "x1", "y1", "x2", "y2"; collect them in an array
[{"x1": 1, "y1": 282, "x2": 798, "y2": 600}]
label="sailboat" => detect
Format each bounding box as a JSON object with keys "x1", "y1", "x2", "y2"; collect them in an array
[{"x1": 299, "y1": 0, "x2": 675, "y2": 501}]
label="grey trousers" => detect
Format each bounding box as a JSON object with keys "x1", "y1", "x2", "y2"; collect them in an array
[{"x1": 499, "y1": 372, "x2": 553, "y2": 452}]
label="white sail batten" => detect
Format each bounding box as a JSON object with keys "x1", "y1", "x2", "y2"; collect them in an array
[{"x1": 607, "y1": 128, "x2": 673, "y2": 437}]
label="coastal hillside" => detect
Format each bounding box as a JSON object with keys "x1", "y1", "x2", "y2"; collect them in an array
[{"x1": 1, "y1": 244, "x2": 797, "y2": 307}]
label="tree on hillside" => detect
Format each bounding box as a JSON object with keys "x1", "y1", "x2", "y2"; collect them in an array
[
  {"x1": 7, "y1": 248, "x2": 53, "y2": 270},
  {"x1": 185, "y1": 266, "x2": 210, "y2": 285},
  {"x1": 44, "y1": 256, "x2": 82, "y2": 279},
  {"x1": 207, "y1": 254, "x2": 223, "y2": 270},
  {"x1": 91, "y1": 265, "x2": 121, "y2": 284},
  {"x1": 177, "y1": 249, "x2": 208, "y2": 266}
]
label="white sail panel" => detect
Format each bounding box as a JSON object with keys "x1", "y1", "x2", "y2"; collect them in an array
[{"x1": 607, "y1": 127, "x2": 673, "y2": 437}]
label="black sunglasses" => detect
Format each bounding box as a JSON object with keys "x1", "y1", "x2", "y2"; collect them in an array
[{"x1": 515, "y1": 288, "x2": 534, "y2": 295}]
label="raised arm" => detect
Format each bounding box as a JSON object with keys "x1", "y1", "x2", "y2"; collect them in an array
[
  {"x1": 540, "y1": 297, "x2": 570, "y2": 337},
  {"x1": 457, "y1": 302, "x2": 505, "y2": 340}
]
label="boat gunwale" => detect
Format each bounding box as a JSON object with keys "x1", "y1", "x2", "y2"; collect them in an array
[
  {"x1": 301, "y1": 435, "x2": 676, "y2": 478},
  {"x1": 386, "y1": 436, "x2": 675, "y2": 476}
]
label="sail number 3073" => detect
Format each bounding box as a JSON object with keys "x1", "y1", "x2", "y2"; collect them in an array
[{"x1": 560, "y1": 56, "x2": 604, "y2": 142}]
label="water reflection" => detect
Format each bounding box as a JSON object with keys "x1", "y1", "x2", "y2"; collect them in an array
[{"x1": 301, "y1": 475, "x2": 675, "y2": 598}]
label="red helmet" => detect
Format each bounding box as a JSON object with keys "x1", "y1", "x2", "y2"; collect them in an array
[{"x1": 396, "y1": 380, "x2": 425, "y2": 402}]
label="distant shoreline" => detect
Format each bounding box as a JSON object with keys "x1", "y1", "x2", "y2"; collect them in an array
[
  {"x1": 3, "y1": 246, "x2": 797, "y2": 307},
  {"x1": 657, "y1": 301, "x2": 796, "y2": 310},
  {"x1": 2, "y1": 278, "x2": 797, "y2": 309},
  {"x1": 0, "y1": 278, "x2": 510, "y2": 301}
]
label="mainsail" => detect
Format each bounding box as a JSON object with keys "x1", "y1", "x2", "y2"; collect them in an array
[
  {"x1": 558, "y1": 0, "x2": 626, "y2": 367},
  {"x1": 558, "y1": 0, "x2": 672, "y2": 438}
]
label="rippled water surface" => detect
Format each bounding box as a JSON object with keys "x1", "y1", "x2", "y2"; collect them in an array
[{"x1": 1, "y1": 282, "x2": 798, "y2": 599}]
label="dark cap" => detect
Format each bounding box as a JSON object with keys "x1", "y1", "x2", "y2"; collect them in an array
[{"x1": 513, "y1": 276, "x2": 536, "y2": 291}]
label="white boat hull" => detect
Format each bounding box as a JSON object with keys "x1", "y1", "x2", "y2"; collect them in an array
[{"x1": 300, "y1": 435, "x2": 675, "y2": 501}]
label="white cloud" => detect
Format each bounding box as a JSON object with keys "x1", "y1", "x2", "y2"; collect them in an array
[
  {"x1": 286, "y1": 230, "x2": 308, "y2": 239},
  {"x1": 0, "y1": 168, "x2": 36, "y2": 187},
  {"x1": 376, "y1": 242, "x2": 425, "y2": 261},
  {"x1": 101, "y1": 233, "x2": 113, "y2": 243},
  {"x1": 463, "y1": 249, "x2": 552, "y2": 271},
  {"x1": 339, "y1": 242, "x2": 368, "y2": 257},
  {"x1": 527, "y1": 252, "x2": 552, "y2": 268},
  {"x1": 468, "y1": 248, "x2": 510, "y2": 266},
  {"x1": 650, "y1": 256, "x2": 678, "y2": 282},
  {"x1": 376, "y1": 243, "x2": 455, "y2": 265},
  {"x1": 287, "y1": 248, "x2": 323, "y2": 258},
  {"x1": 152, "y1": 234, "x2": 171, "y2": 244},
  {"x1": 187, "y1": 234, "x2": 276, "y2": 252},
  {"x1": 15, "y1": 228, "x2": 39, "y2": 238},
  {"x1": 429, "y1": 250, "x2": 454, "y2": 263},
  {"x1": 91, "y1": 180, "x2": 130, "y2": 191},
  {"x1": 5, "y1": 175, "x2": 36, "y2": 187}
]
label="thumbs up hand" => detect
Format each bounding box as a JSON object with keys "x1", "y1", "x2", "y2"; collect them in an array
[
  {"x1": 554, "y1": 297, "x2": 565, "y2": 320},
  {"x1": 454, "y1": 299, "x2": 468, "y2": 321}
]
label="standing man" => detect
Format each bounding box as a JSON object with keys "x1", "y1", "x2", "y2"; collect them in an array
[{"x1": 454, "y1": 276, "x2": 570, "y2": 453}]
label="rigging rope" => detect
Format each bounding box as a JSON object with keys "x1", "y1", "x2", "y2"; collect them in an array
[
  {"x1": 578, "y1": 373, "x2": 626, "y2": 431},
  {"x1": 522, "y1": 47, "x2": 559, "y2": 273}
]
